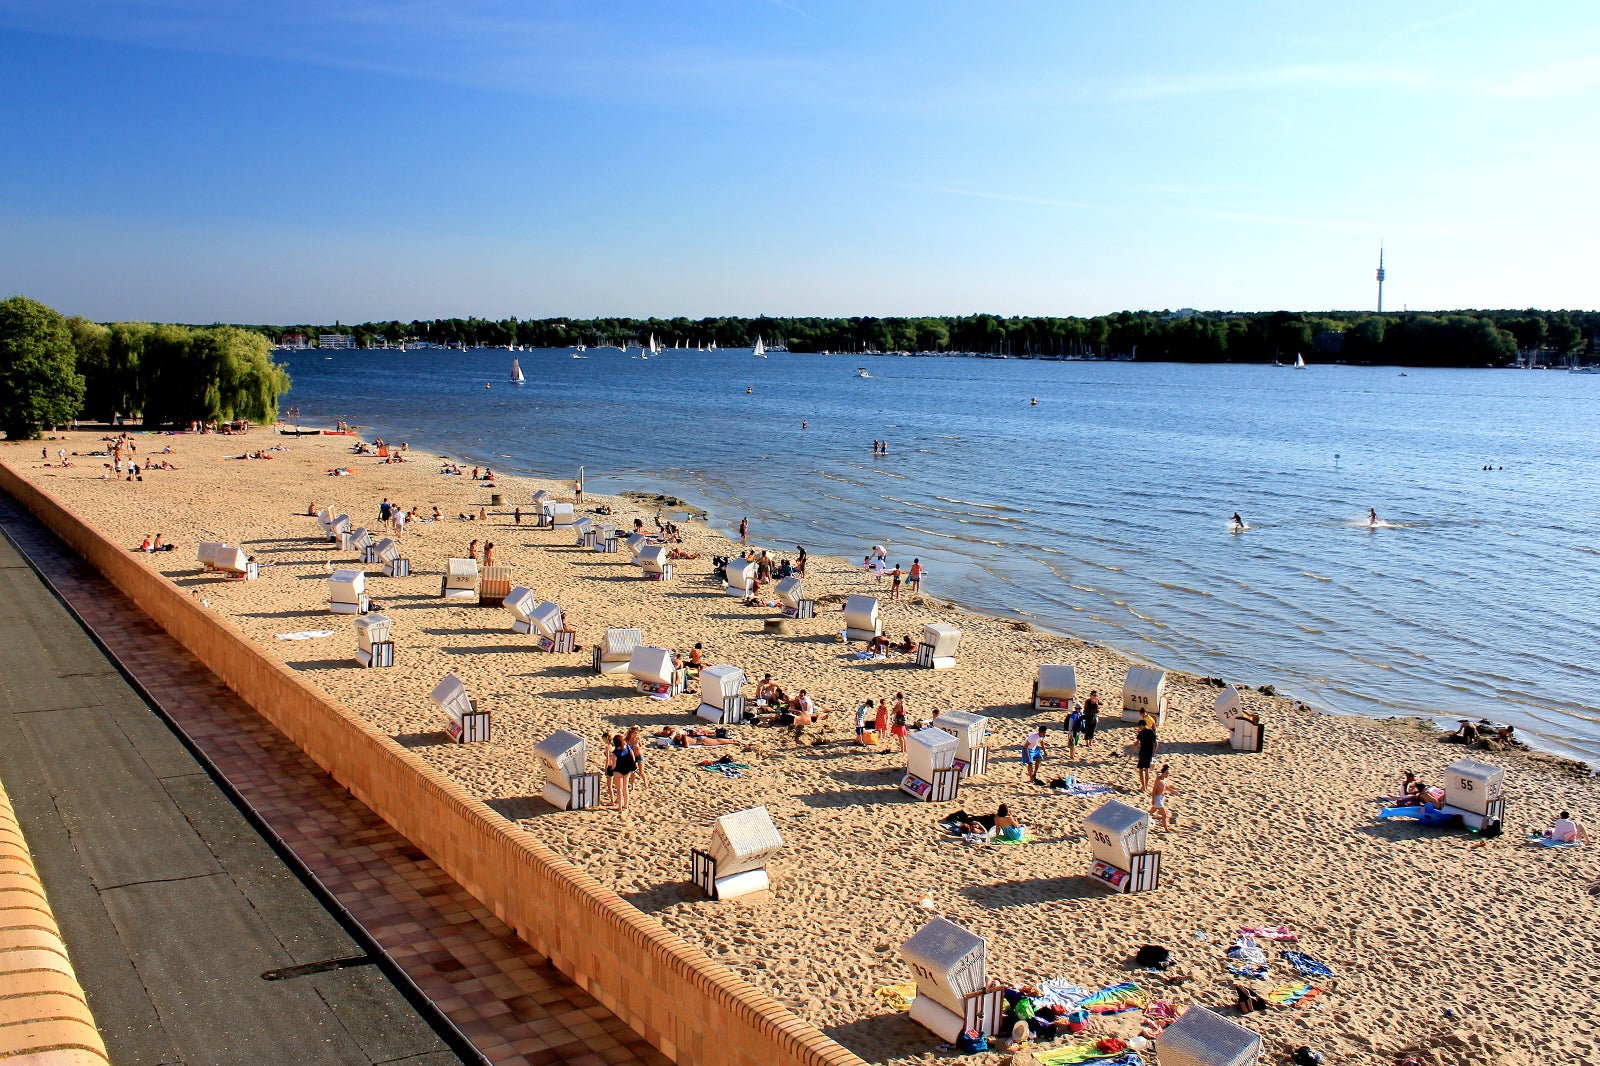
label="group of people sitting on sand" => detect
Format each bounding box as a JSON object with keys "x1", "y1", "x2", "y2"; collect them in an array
[
  {"x1": 952, "y1": 803, "x2": 1029, "y2": 845},
  {"x1": 134, "y1": 534, "x2": 174, "y2": 553},
  {"x1": 1448, "y1": 719, "x2": 1520, "y2": 751}
]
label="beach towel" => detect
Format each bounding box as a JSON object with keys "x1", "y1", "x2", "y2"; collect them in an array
[
  {"x1": 697, "y1": 762, "x2": 749, "y2": 778},
  {"x1": 1378, "y1": 806, "x2": 1425, "y2": 820},
  {"x1": 1278, "y1": 950, "x2": 1334, "y2": 979},
  {"x1": 275, "y1": 629, "x2": 337, "y2": 641},
  {"x1": 1036, "y1": 979, "x2": 1089, "y2": 1009},
  {"x1": 1238, "y1": 924, "x2": 1298, "y2": 941},
  {"x1": 1035, "y1": 1045, "x2": 1144, "y2": 1066},
  {"x1": 1226, "y1": 935, "x2": 1267, "y2": 966},
  {"x1": 872, "y1": 981, "x2": 916, "y2": 1012},
  {"x1": 1265, "y1": 982, "x2": 1323, "y2": 1007},
  {"x1": 1078, "y1": 983, "x2": 1148, "y2": 1015},
  {"x1": 1143, "y1": 1000, "x2": 1178, "y2": 1022},
  {"x1": 1227, "y1": 963, "x2": 1269, "y2": 980},
  {"x1": 988, "y1": 832, "x2": 1036, "y2": 846},
  {"x1": 1525, "y1": 833, "x2": 1583, "y2": 848},
  {"x1": 1055, "y1": 781, "x2": 1116, "y2": 798}
]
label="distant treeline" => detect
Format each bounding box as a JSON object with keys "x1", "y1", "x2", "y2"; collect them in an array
[
  {"x1": 253, "y1": 309, "x2": 1598, "y2": 367},
  {"x1": 0, "y1": 296, "x2": 290, "y2": 438}
]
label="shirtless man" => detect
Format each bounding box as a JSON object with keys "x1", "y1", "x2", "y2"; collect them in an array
[{"x1": 1150, "y1": 765, "x2": 1175, "y2": 829}]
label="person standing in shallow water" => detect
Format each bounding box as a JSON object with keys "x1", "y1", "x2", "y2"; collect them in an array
[{"x1": 739, "y1": 516, "x2": 748, "y2": 544}]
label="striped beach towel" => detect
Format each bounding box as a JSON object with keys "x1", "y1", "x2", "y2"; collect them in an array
[
  {"x1": 1078, "y1": 982, "x2": 1149, "y2": 1015},
  {"x1": 1035, "y1": 1044, "x2": 1145, "y2": 1066},
  {"x1": 1266, "y1": 982, "x2": 1322, "y2": 1007}
]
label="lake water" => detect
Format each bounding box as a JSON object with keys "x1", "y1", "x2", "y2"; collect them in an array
[{"x1": 280, "y1": 348, "x2": 1600, "y2": 762}]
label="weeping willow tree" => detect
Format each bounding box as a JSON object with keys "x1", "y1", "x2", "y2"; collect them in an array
[{"x1": 135, "y1": 325, "x2": 290, "y2": 428}]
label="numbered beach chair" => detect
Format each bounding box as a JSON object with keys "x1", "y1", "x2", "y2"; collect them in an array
[
  {"x1": 932, "y1": 711, "x2": 990, "y2": 778},
  {"x1": 773, "y1": 576, "x2": 813, "y2": 618},
  {"x1": 1034, "y1": 663, "x2": 1077, "y2": 710},
  {"x1": 900, "y1": 917, "x2": 1003, "y2": 1041},
  {"x1": 690, "y1": 806, "x2": 783, "y2": 900},
  {"x1": 637, "y1": 544, "x2": 673, "y2": 580},
  {"x1": 696, "y1": 665, "x2": 747, "y2": 724},
  {"x1": 354, "y1": 614, "x2": 394, "y2": 667},
  {"x1": 628, "y1": 646, "x2": 681, "y2": 697},
  {"x1": 431, "y1": 673, "x2": 490, "y2": 743},
  {"x1": 328, "y1": 568, "x2": 369, "y2": 614},
  {"x1": 843, "y1": 595, "x2": 881, "y2": 640},
  {"x1": 1121, "y1": 664, "x2": 1168, "y2": 725},
  {"x1": 441, "y1": 557, "x2": 478, "y2": 602},
  {"x1": 1084, "y1": 799, "x2": 1161, "y2": 893},
  {"x1": 901, "y1": 726, "x2": 961, "y2": 801},
  {"x1": 591, "y1": 627, "x2": 643, "y2": 675},
  {"x1": 535, "y1": 730, "x2": 601, "y2": 810},
  {"x1": 478, "y1": 564, "x2": 513, "y2": 606}
]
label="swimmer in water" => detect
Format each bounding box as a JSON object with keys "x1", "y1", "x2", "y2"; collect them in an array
[
  {"x1": 1369, "y1": 508, "x2": 1378, "y2": 527},
  {"x1": 1231, "y1": 512, "x2": 1245, "y2": 531}
]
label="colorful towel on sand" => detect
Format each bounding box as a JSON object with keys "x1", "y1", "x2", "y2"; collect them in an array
[
  {"x1": 1143, "y1": 1000, "x2": 1178, "y2": 1022},
  {"x1": 1055, "y1": 782, "x2": 1117, "y2": 798},
  {"x1": 1279, "y1": 950, "x2": 1334, "y2": 979},
  {"x1": 872, "y1": 981, "x2": 916, "y2": 1011},
  {"x1": 1079, "y1": 983, "x2": 1148, "y2": 1015},
  {"x1": 1266, "y1": 982, "x2": 1322, "y2": 1007},
  {"x1": 1035, "y1": 1046, "x2": 1143, "y2": 1066},
  {"x1": 1036, "y1": 979, "x2": 1090, "y2": 1008},
  {"x1": 1525, "y1": 833, "x2": 1583, "y2": 848},
  {"x1": 1227, "y1": 964, "x2": 1269, "y2": 980},
  {"x1": 275, "y1": 629, "x2": 336, "y2": 640},
  {"x1": 1238, "y1": 924, "x2": 1298, "y2": 941},
  {"x1": 989, "y1": 832, "x2": 1037, "y2": 846},
  {"x1": 696, "y1": 762, "x2": 749, "y2": 778}
]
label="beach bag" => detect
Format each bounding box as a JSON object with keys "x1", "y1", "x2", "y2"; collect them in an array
[
  {"x1": 1013, "y1": 997, "x2": 1036, "y2": 1021},
  {"x1": 1480, "y1": 818, "x2": 1503, "y2": 838},
  {"x1": 1134, "y1": 944, "x2": 1172, "y2": 970},
  {"x1": 1234, "y1": 983, "x2": 1268, "y2": 1014},
  {"x1": 956, "y1": 1029, "x2": 988, "y2": 1054},
  {"x1": 1291, "y1": 1047, "x2": 1323, "y2": 1066}
]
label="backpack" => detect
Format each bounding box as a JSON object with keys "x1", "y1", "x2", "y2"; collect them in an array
[
  {"x1": 955, "y1": 1029, "x2": 988, "y2": 1054},
  {"x1": 1134, "y1": 944, "x2": 1171, "y2": 970}
]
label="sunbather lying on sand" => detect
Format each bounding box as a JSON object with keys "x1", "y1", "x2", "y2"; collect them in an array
[{"x1": 656, "y1": 726, "x2": 741, "y2": 748}]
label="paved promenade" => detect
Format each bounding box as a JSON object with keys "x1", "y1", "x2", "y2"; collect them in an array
[{"x1": 0, "y1": 491, "x2": 671, "y2": 1066}]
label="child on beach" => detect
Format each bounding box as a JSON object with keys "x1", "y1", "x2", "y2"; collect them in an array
[
  {"x1": 1065, "y1": 703, "x2": 1084, "y2": 762},
  {"x1": 875, "y1": 698, "x2": 890, "y2": 743},
  {"x1": 855, "y1": 698, "x2": 873, "y2": 744},
  {"x1": 1022, "y1": 726, "x2": 1047, "y2": 784}
]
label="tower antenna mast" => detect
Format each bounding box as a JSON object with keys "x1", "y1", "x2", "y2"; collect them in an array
[{"x1": 1376, "y1": 245, "x2": 1386, "y2": 313}]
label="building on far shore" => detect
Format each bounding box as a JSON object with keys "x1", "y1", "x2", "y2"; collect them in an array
[
  {"x1": 280, "y1": 332, "x2": 309, "y2": 349},
  {"x1": 319, "y1": 333, "x2": 356, "y2": 349}
]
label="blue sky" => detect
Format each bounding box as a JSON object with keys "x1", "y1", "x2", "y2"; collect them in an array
[{"x1": 1, "y1": 1, "x2": 1596, "y2": 322}]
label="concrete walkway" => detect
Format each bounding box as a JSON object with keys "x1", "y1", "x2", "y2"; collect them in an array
[
  {"x1": 0, "y1": 491, "x2": 670, "y2": 1066},
  {"x1": 0, "y1": 514, "x2": 470, "y2": 1066}
]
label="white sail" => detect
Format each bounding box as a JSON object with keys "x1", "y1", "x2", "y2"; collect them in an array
[
  {"x1": 511, "y1": 358, "x2": 525, "y2": 383},
  {"x1": 754, "y1": 336, "x2": 766, "y2": 358},
  {"x1": 1294, "y1": 353, "x2": 1307, "y2": 369}
]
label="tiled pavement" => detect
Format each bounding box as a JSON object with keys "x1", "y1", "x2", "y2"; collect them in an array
[{"x1": 0, "y1": 495, "x2": 672, "y2": 1066}]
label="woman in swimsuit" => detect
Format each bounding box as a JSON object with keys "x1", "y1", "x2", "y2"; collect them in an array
[{"x1": 609, "y1": 734, "x2": 638, "y2": 810}]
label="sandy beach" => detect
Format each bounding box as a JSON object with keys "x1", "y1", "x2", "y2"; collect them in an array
[{"x1": 5, "y1": 428, "x2": 1596, "y2": 1066}]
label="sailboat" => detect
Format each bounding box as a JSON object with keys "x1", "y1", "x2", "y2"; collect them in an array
[
  {"x1": 1294, "y1": 353, "x2": 1307, "y2": 369},
  {"x1": 754, "y1": 336, "x2": 767, "y2": 359},
  {"x1": 511, "y1": 358, "x2": 525, "y2": 384},
  {"x1": 856, "y1": 367, "x2": 870, "y2": 378}
]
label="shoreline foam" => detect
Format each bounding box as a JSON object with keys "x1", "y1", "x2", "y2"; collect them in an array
[{"x1": 5, "y1": 429, "x2": 1597, "y2": 1066}]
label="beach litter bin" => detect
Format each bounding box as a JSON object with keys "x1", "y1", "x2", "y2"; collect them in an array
[
  {"x1": 535, "y1": 729, "x2": 600, "y2": 810},
  {"x1": 690, "y1": 806, "x2": 783, "y2": 900},
  {"x1": 843, "y1": 594, "x2": 882, "y2": 640},
  {"x1": 932, "y1": 710, "x2": 990, "y2": 778},
  {"x1": 773, "y1": 576, "x2": 813, "y2": 619},
  {"x1": 592, "y1": 627, "x2": 643, "y2": 675},
  {"x1": 354, "y1": 614, "x2": 394, "y2": 667},
  {"x1": 915, "y1": 622, "x2": 961, "y2": 669},
  {"x1": 530, "y1": 599, "x2": 574, "y2": 652},
  {"x1": 724, "y1": 557, "x2": 756, "y2": 597},
  {"x1": 1084, "y1": 799, "x2": 1161, "y2": 893},
  {"x1": 431, "y1": 673, "x2": 490, "y2": 743},
  {"x1": 490, "y1": 492, "x2": 503, "y2": 506},
  {"x1": 328, "y1": 568, "x2": 369, "y2": 615},
  {"x1": 1034, "y1": 663, "x2": 1077, "y2": 710},
  {"x1": 900, "y1": 917, "x2": 1001, "y2": 1041},
  {"x1": 1156, "y1": 1004, "x2": 1262, "y2": 1066},
  {"x1": 375, "y1": 537, "x2": 409, "y2": 577},
  {"x1": 1442, "y1": 757, "x2": 1506, "y2": 830},
  {"x1": 1121, "y1": 664, "x2": 1168, "y2": 726},
  {"x1": 697, "y1": 665, "x2": 747, "y2": 724},
  {"x1": 637, "y1": 543, "x2": 673, "y2": 580},
  {"x1": 901, "y1": 726, "x2": 961, "y2": 802},
  {"x1": 628, "y1": 646, "x2": 681, "y2": 697},
  {"x1": 504, "y1": 585, "x2": 539, "y2": 633}
]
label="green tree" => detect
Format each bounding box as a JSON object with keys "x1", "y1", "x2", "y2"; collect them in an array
[{"x1": 0, "y1": 296, "x2": 86, "y2": 439}]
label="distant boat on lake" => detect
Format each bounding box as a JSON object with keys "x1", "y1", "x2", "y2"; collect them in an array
[
  {"x1": 1294, "y1": 353, "x2": 1307, "y2": 369},
  {"x1": 856, "y1": 367, "x2": 870, "y2": 378},
  {"x1": 754, "y1": 336, "x2": 767, "y2": 359},
  {"x1": 511, "y1": 358, "x2": 525, "y2": 384}
]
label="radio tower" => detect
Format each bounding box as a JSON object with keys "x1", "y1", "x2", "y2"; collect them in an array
[{"x1": 1375, "y1": 245, "x2": 1386, "y2": 313}]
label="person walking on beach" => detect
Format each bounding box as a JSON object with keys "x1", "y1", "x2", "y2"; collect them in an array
[
  {"x1": 1065, "y1": 702, "x2": 1084, "y2": 762},
  {"x1": 1134, "y1": 718, "x2": 1160, "y2": 792},
  {"x1": 888, "y1": 564, "x2": 905, "y2": 600},
  {"x1": 1150, "y1": 764, "x2": 1175, "y2": 829},
  {"x1": 1082, "y1": 690, "x2": 1101, "y2": 747},
  {"x1": 379, "y1": 498, "x2": 392, "y2": 524},
  {"x1": 874, "y1": 698, "x2": 890, "y2": 744},
  {"x1": 739, "y1": 516, "x2": 748, "y2": 544},
  {"x1": 1022, "y1": 726, "x2": 1047, "y2": 785},
  {"x1": 855, "y1": 697, "x2": 873, "y2": 745}
]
